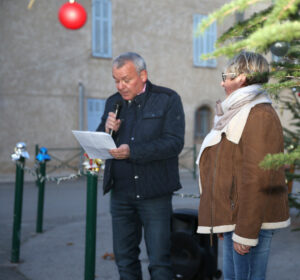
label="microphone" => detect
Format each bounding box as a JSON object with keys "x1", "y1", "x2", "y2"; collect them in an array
[{"x1": 109, "y1": 101, "x2": 122, "y2": 136}]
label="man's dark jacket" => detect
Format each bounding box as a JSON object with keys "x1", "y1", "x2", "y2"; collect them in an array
[{"x1": 97, "y1": 80, "x2": 185, "y2": 199}]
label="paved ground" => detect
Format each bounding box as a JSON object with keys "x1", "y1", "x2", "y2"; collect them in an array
[{"x1": 0, "y1": 171, "x2": 299, "y2": 280}]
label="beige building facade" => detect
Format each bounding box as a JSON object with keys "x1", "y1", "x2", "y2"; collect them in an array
[{"x1": 0, "y1": 0, "x2": 283, "y2": 175}]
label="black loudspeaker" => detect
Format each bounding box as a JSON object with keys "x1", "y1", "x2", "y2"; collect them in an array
[{"x1": 171, "y1": 208, "x2": 222, "y2": 280}]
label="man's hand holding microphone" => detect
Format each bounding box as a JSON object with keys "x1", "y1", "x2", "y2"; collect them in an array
[
  {"x1": 105, "y1": 111, "x2": 121, "y2": 135},
  {"x1": 105, "y1": 102, "x2": 130, "y2": 160}
]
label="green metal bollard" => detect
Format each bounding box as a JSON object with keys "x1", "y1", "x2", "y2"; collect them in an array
[
  {"x1": 11, "y1": 142, "x2": 30, "y2": 263},
  {"x1": 35, "y1": 147, "x2": 51, "y2": 233},
  {"x1": 84, "y1": 171, "x2": 98, "y2": 280},
  {"x1": 11, "y1": 157, "x2": 25, "y2": 263},
  {"x1": 36, "y1": 162, "x2": 46, "y2": 233}
]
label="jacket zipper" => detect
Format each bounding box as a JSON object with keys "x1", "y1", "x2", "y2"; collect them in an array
[{"x1": 210, "y1": 141, "x2": 222, "y2": 246}]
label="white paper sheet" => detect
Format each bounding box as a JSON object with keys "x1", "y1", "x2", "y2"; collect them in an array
[{"x1": 72, "y1": 130, "x2": 116, "y2": 159}]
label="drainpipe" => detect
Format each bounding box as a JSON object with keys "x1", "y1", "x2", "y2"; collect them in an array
[{"x1": 78, "y1": 82, "x2": 85, "y2": 169}]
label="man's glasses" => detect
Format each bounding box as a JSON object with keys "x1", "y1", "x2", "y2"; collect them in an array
[{"x1": 222, "y1": 72, "x2": 237, "y2": 82}]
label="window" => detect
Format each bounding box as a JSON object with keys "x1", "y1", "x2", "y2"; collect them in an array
[
  {"x1": 87, "y1": 98, "x2": 106, "y2": 131},
  {"x1": 195, "y1": 106, "x2": 212, "y2": 138},
  {"x1": 193, "y1": 14, "x2": 217, "y2": 67},
  {"x1": 92, "y1": 0, "x2": 112, "y2": 58}
]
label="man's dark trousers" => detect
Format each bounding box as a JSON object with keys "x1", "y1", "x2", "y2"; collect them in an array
[{"x1": 110, "y1": 190, "x2": 173, "y2": 280}]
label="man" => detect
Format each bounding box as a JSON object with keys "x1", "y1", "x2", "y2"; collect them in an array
[{"x1": 97, "y1": 52, "x2": 185, "y2": 280}]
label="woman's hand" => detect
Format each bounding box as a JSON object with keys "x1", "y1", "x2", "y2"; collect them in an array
[{"x1": 234, "y1": 241, "x2": 251, "y2": 255}]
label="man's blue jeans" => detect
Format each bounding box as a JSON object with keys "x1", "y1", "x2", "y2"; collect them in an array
[
  {"x1": 223, "y1": 230, "x2": 275, "y2": 280},
  {"x1": 110, "y1": 191, "x2": 173, "y2": 280}
]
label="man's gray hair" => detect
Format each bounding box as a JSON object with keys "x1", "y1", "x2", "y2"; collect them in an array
[{"x1": 113, "y1": 52, "x2": 147, "y2": 73}]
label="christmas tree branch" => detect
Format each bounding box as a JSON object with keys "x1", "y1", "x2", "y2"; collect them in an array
[
  {"x1": 263, "y1": 80, "x2": 300, "y2": 95},
  {"x1": 202, "y1": 21, "x2": 300, "y2": 58},
  {"x1": 196, "y1": 0, "x2": 267, "y2": 34},
  {"x1": 260, "y1": 147, "x2": 300, "y2": 170},
  {"x1": 266, "y1": 0, "x2": 300, "y2": 25},
  {"x1": 216, "y1": 7, "x2": 271, "y2": 46}
]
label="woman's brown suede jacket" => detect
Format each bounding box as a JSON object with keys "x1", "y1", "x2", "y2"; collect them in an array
[{"x1": 197, "y1": 103, "x2": 290, "y2": 246}]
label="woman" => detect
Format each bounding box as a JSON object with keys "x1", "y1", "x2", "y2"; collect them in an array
[{"x1": 196, "y1": 52, "x2": 290, "y2": 280}]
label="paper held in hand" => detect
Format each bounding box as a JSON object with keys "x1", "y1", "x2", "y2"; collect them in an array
[{"x1": 72, "y1": 130, "x2": 116, "y2": 159}]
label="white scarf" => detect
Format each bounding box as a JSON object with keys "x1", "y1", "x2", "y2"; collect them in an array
[{"x1": 196, "y1": 84, "x2": 272, "y2": 193}]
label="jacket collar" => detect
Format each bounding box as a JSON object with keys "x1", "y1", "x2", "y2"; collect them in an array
[
  {"x1": 116, "y1": 80, "x2": 152, "y2": 109},
  {"x1": 133, "y1": 80, "x2": 151, "y2": 107}
]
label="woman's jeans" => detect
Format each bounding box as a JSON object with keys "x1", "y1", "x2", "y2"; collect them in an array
[
  {"x1": 110, "y1": 191, "x2": 173, "y2": 280},
  {"x1": 223, "y1": 230, "x2": 275, "y2": 280}
]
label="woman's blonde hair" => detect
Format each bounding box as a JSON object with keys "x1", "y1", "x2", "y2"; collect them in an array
[{"x1": 225, "y1": 51, "x2": 269, "y2": 85}]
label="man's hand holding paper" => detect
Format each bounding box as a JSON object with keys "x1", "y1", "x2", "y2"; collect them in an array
[
  {"x1": 109, "y1": 144, "x2": 130, "y2": 160},
  {"x1": 72, "y1": 130, "x2": 116, "y2": 160}
]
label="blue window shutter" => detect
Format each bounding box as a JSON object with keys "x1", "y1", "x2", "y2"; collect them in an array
[
  {"x1": 92, "y1": 0, "x2": 112, "y2": 58},
  {"x1": 87, "y1": 98, "x2": 106, "y2": 131},
  {"x1": 193, "y1": 14, "x2": 205, "y2": 67},
  {"x1": 193, "y1": 14, "x2": 217, "y2": 68},
  {"x1": 206, "y1": 21, "x2": 217, "y2": 67}
]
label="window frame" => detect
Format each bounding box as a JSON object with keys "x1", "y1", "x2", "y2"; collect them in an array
[
  {"x1": 193, "y1": 14, "x2": 217, "y2": 68},
  {"x1": 194, "y1": 105, "x2": 212, "y2": 139},
  {"x1": 86, "y1": 98, "x2": 107, "y2": 131},
  {"x1": 92, "y1": 0, "x2": 112, "y2": 58}
]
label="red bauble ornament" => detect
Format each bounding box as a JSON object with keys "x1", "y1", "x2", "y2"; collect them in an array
[{"x1": 58, "y1": 0, "x2": 87, "y2": 30}]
